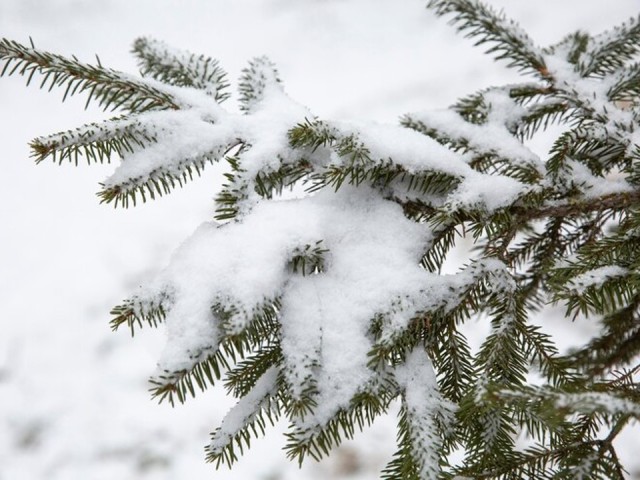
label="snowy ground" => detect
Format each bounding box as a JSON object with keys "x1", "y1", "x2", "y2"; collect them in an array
[{"x1": 1, "y1": 1, "x2": 639, "y2": 479}]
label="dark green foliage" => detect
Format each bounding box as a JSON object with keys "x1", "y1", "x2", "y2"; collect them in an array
[
  {"x1": 289, "y1": 119, "x2": 462, "y2": 195},
  {"x1": 109, "y1": 298, "x2": 166, "y2": 334},
  {"x1": 579, "y1": 15, "x2": 640, "y2": 76},
  {"x1": 207, "y1": 387, "x2": 283, "y2": 468},
  {"x1": 427, "y1": 0, "x2": 548, "y2": 77},
  {"x1": 97, "y1": 139, "x2": 239, "y2": 207},
  {"x1": 29, "y1": 116, "x2": 155, "y2": 165},
  {"x1": 285, "y1": 388, "x2": 396, "y2": 465},
  {"x1": 0, "y1": 38, "x2": 177, "y2": 112},
  {"x1": 132, "y1": 36, "x2": 230, "y2": 102},
  {"x1": 238, "y1": 56, "x2": 281, "y2": 113},
  {"x1": 381, "y1": 406, "x2": 425, "y2": 480},
  {"x1": 288, "y1": 241, "x2": 328, "y2": 276}
]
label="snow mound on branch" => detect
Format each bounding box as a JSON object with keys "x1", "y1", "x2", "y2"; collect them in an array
[{"x1": 138, "y1": 185, "x2": 446, "y2": 423}]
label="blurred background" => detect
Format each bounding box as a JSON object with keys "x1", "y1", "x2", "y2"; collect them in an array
[{"x1": 1, "y1": 1, "x2": 639, "y2": 478}]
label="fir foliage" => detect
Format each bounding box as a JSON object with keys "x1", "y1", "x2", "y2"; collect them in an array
[
  {"x1": 3, "y1": 1, "x2": 640, "y2": 478},
  {"x1": 132, "y1": 36, "x2": 230, "y2": 102}
]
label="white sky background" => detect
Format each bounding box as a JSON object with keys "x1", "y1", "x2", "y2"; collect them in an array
[{"x1": 1, "y1": 1, "x2": 639, "y2": 479}]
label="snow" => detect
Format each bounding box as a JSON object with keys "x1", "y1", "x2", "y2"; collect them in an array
[
  {"x1": 568, "y1": 265, "x2": 629, "y2": 294},
  {"x1": 543, "y1": 46, "x2": 639, "y2": 150},
  {"x1": 395, "y1": 347, "x2": 455, "y2": 480},
  {"x1": 2, "y1": 1, "x2": 640, "y2": 479},
  {"x1": 405, "y1": 107, "x2": 543, "y2": 174},
  {"x1": 333, "y1": 119, "x2": 529, "y2": 211},
  {"x1": 277, "y1": 187, "x2": 432, "y2": 425},
  {"x1": 103, "y1": 109, "x2": 238, "y2": 189},
  {"x1": 133, "y1": 37, "x2": 229, "y2": 99},
  {"x1": 564, "y1": 159, "x2": 634, "y2": 198},
  {"x1": 450, "y1": 172, "x2": 526, "y2": 210},
  {"x1": 101, "y1": 66, "x2": 312, "y2": 208},
  {"x1": 343, "y1": 120, "x2": 464, "y2": 174},
  {"x1": 146, "y1": 185, "x2": 435, "y2": 426},
  {"x1": 233, "y1": 80, "x2": 312, "y2": 176},
  {"x1": 208, "y1": 366, "x2": 280, "y2": 456},
  {"x1": 555, "y1": 391, "x2": 640, "y2": 417}
]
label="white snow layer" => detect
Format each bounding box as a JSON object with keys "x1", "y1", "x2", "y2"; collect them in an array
[
  {"x1": 141, "y1": 175, "x2": 516, "y2": 433},
  {"x1": 96, "y1": 58, "x2": 531, "y2": 216},
  {"x1": 143, "y1": 185, "x2": 436, "y2": 419},
  {"x1": 208, "y1": 366, "x2": 280, "y2": 454},
  {"x1": 395, "y1": 347, "x2": 455, "y2": 480},
  {"x1": 336, "y1": 119, "x2": 529, "y2": 211},
  {"x1": 568, "y1": 265, "x2": 628, "y2": 293}
]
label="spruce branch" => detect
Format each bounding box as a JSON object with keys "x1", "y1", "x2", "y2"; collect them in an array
[
  {"x1": 29, "y1": 115, "x2": 157, "y2": 165},
  {"x1": 98, "y1": 138, "x2": 242, "y2": 207},
  {"x1": 288, "y1": 241, "x2": 328, "y2": 276},
  {"x1": 150, "y1": 349, "x2": 228, "y2": 406},
  {"x1": 214, "y1": 155, "x2": 247, "y2": 221},
  {"x1": 238, "y1": 56, "x2": 282, "y2": 113},
  {"x1": 109, "y1": 297, "x2": 167, "y2": 335},
  {"x1": 545, "y1": 30, "x2": 592, "y2": 67},
  {"x1": 0, "y1": 38, "x2": 178, "y2": 112},
  {"x1": 569, "y1": 304, "x2": 640, "y2": 376},
  {"x1": 253, "y1": 159, "x2": 313, "y2": 200},
  {"x1": 419, "y1": 222, "x2": 459, "y2": 272},
  {"x1": 581, "y1": 15, "x2": 640, "y2": 76},
  {"x1": 132, "y1": 37, "x2": 230, "y2": 103},
  {"x1": 512, "y1": 190, "x2": 640, "y2": 223},
  {"x1": 285, "y1": 388, "x2": 396, "y2": 466},
  {"x1": 289, "y1": 119, "x2": 462, "y2": 196},
  {"x1": 224, "y1": 346, "x2": 283, "y2": 398},
  {"x1": 401, "y1": 113, "x2": 543, "y2": 184},
  {"x1": 607, "y1": 62, "x2": 640, "y2": 102},
  {"x1": 381, "y1": 405, "x2": 427, "y2": 480},
  {"x1": 4, "y1": 2, "x2": 640, "y2": 478},
  {"x1": 206, "y1": 367, "x2": 282, "y2": 468},
  {"x1": 427, "y1": 0, "x2": 548, "y2": 78},
  {"x1": 149, "y1": 299, "x2": 280, "y2": 407},
  {"x1": 514, "y1": 99, "x2": 571, "y2": 140}
]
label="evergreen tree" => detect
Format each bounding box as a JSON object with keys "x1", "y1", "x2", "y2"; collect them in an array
[{"x1": 2, "y1": 1, "x2": 640, "y2": 478}]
